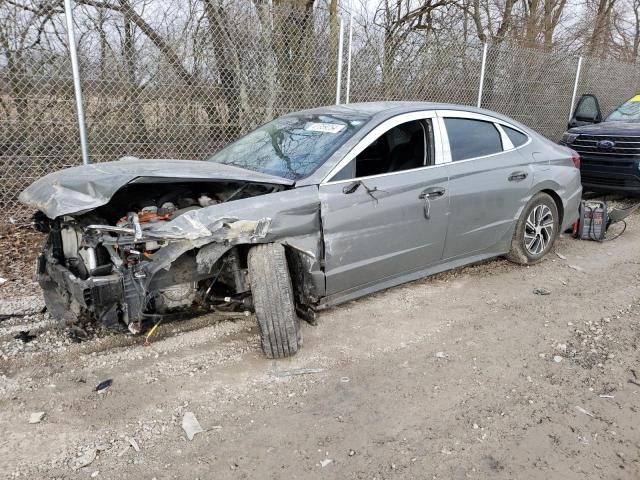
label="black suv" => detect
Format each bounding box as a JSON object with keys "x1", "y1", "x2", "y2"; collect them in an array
[{"x1": 560, "y1": 94, "x2": 640, "y2": 195}]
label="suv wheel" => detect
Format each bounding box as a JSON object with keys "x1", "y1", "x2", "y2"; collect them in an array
[
  {"x1": 506, "y1": 192, "x2": 559, "y2": 265},
  {"x1": 248, "y1": 243, "x2": 301, "y2": 358}
]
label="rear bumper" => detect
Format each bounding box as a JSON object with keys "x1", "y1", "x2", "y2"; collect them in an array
[{"x1": 562, "y1": 184, "x2": 582, "y2": 232}]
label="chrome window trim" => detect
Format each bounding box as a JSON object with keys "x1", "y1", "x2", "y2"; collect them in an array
[
  {"x1": 321, "y1": 111, "x2": 444, "y2": 185},
  {"x1": 321, "y1": 159, "x2": 449, "y2": 186},
  {"x1": 437, "y1": 109, "x2": 532, "y2": 162}
]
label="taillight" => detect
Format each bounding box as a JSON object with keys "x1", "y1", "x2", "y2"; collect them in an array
[{"x1": 571, "y1": 152, "x2": 581, "y2": 169}]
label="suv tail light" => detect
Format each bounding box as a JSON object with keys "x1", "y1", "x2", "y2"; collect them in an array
[{"x1": 571, "y1": 152, "x2": 581, "y2": 169}]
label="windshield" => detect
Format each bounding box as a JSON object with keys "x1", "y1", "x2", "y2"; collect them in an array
[
  {"x1": 206, "y1": 113, "x2": 369, "y2": 180},
  {"x1": 607, "y1": 95, "x2": 640, "y2": 122}
]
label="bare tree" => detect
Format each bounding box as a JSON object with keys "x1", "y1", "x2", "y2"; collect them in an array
[{"x1": 588, "y1": 0, "x2": 618, "y2": 56}]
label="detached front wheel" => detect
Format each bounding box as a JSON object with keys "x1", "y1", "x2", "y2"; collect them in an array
[
  {"x1": 506, "y1": 192, "x2": 559, "y2": 265},
  {"x1": 248, "y1": 243, "x2": 301, "y2": 358}
]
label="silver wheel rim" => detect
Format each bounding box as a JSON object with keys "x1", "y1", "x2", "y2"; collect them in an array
[{"x1": 524, "y1": 204, "x2": 554, "y2": 256}]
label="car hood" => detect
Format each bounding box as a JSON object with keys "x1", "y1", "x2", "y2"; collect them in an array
[
  {"x1": 569, "y1": 121, "x2": 640, "y2": 136},
  {"x1": 19, "y1": 158, "x2": 295, "y2": 219}
]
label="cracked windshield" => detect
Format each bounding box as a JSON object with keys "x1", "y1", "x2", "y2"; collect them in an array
[{"x1": 207, "y1": 114, "x2": 368, "y2": 179}]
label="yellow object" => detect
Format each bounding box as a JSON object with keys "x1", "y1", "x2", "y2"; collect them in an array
[
  {"x1": 629, "y1": 95, "x2": 640, "y2": 102},
  {"x1": 146, "y1": 323, "x2": 160, "y2": 340}
]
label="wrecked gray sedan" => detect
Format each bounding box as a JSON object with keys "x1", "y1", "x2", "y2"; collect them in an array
[{"x1": 20, "y1": 102, "x2": 582, "y2": 358}]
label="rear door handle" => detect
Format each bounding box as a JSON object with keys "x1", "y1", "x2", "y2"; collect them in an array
[
  {"x1": 418, "y1": 186, "x2": 446, "y2": 199},
  {"x1": 508, "y1": 171, "x2": 528, "y2": 182}
]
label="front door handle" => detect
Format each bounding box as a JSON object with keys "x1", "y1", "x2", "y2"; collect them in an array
[
  {"x1": 342, "y1": 181, "x2": 361, "y2": 194},
  {"x1": 418, "y1": 186, "x2": 446, "y2": 220},
  {"x1": 419, "y1": 186, "x2": 446, "y2": 200},
  {"x1": 508, "y1": 171, "x2": 528, "y2": 182}
]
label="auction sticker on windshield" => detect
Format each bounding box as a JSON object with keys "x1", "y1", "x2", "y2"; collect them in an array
[{"x1": 305, "y1": 122, "x2": 346, "y2": 133}]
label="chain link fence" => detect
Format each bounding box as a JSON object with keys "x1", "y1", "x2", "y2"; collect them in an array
[{"x1": 2, "y1": 3, "x2": 640, "y2": 223}]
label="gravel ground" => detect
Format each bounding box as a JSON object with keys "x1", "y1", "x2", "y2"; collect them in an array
[{"x1": 0, "y1": 201, "x2": 639, "y2": 479}]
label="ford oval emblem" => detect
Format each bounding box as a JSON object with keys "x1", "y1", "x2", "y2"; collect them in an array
[{"x1": 597, "y1": 139, "x2": 615, "y2": 150}]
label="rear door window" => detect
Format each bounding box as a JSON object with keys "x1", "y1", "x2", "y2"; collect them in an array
[{"x1": 444, "y1": 118, "x2": 503, "y2": 161}]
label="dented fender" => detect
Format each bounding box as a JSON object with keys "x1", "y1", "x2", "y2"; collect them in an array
[{"x1": 140, "y1": 186, "x2": 325, "y2": 296}]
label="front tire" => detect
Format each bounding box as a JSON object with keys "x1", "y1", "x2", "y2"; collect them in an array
[
  {"x1": 506, "y1": 192, "x2": 559, "y2": 265},
  {"x1": 248, "y1": 243, "x2": 301, "y2": 358}
]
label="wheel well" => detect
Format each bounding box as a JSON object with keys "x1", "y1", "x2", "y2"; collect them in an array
[
  {"x1": 540, "y1": 189, "x2": 564, "y2": 226},
  {"x1": 233, "y1": 243, "x2": 316, "y2": 303}
]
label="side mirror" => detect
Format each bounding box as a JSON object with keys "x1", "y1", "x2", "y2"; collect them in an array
[{"x1": 569, "y1": 94, "x2": 602, "y2": 129}]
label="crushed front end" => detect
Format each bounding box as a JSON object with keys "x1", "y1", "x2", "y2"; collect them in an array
[{"x1": 31, "y1": 181, "x2": 280, "y2": 333}]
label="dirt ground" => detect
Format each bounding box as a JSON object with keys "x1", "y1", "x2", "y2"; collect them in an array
[{"x1": 1, "y1": 210, "x2": 640, "y2": 480}]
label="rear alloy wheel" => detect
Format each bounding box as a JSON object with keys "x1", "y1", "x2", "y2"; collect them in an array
[
  {"x1": 524, "y1": 204, "x2": 554, "y2": 255},
  {"x1": 506, "y1": 192, "x2": 559, "y2": 265},
  {"x1": 248, "y1": 243, "x2": 301, "y2": 358}
]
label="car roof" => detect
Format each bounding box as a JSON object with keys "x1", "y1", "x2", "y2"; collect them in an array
[
  {"x1": 292, "y1": 101, "x2": 546, "y2": 186},
  {"x1": 285, "y1": 101, "x2": 532, "y2": 131}
]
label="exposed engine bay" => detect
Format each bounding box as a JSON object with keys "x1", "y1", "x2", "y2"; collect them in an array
[{"x1": 33, "y1": 180, "x2": 291, "y2": 332}]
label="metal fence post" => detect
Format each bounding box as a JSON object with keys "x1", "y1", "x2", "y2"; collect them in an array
[
  {"x1": 569, "y1": 56, "x2": 583, "y2": 121},
  {"x1": 345, "y1": 13, "x2": 353, "y2": 104},
  {"x1": 477, "y1": 43, "x2": 488, "y2": 108},
  {"x1": 335, "y1": 16, "x2": 344, "y2": 105},
  {"x1": 63, "y1": 0, "x2": 90, "y2": 165}
]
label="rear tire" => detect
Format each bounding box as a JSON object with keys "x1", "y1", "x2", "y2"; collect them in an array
[
  {"x1": 506, "y1": 192, "x2": 559, "y2": 265},
  {"x1": 248, "y1": 243, "x2": 301, "y2": 358}
]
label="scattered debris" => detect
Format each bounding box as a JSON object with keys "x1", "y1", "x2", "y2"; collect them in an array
[
  {"x1": 29, "y1": 411, "x2": 45, "y2": 424},
  {"x1": 95, "y1": 379, "x2": 113, "y2": 393},
  {"x1": 553, "y1": 355, "x2": 563, "y2": 363},
  {"x1": 0, "y1": 277, "x2": 6, "y2": 286},
  {"x1": 272, "y1": 368, "x2": 324, "y2": 378},
  {"x1": 72, "y1": 448, "x2": 97, "y2": 470},
  {"x1": 68, "y1": 326, "x2": 89, "y2": 343},
  {"x1": 575, "y1": 406, "x2": 594, "y2": 417},
  {"x1": 348, "y1": 450, "x2": 356, "y2": 456},
  {"x1": 568, "y1": 264, "x2": 585, "y2": 273},
  {"x1": 599, "y1": 394, "x2": 615, "y2": 399},
  {"x1": 533, "y1": 287, "x2": 551, "y2": 295},
  {"x1": 182, "y1": 412, "x2": 204, "y2": 440},
  {"x1": 128, "y1": 437, "x2": 140, "y2": 452},
  {"x1": 319, "y1": 458, "x2": 333, "y2": 467},
  {"x1": 117, "y1": 445, "x2": 130, "y2": 457},
  {"x1": 555, "y1": 252, "x2": 567, "y2": 260},
  {"x1": 91, "y1": 471, "x2": 99, "y2": 478},
  {"x1": 435, "y1": 351, "x2": 447, "y2": 358},
  {"x1": 14, "y1": 330, "x2": 36, "y2": 343},
  {"x1": 340, "y1": 376, "x2": 350, "y2": 383}
]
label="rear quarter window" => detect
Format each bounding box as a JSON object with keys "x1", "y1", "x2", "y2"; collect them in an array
[
  {"x1": 503, "y1": 126, "x2": 529, "y2": 148},
  {"x1": 444, "y1": 118, "x2": 503, "y2": 161}
]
